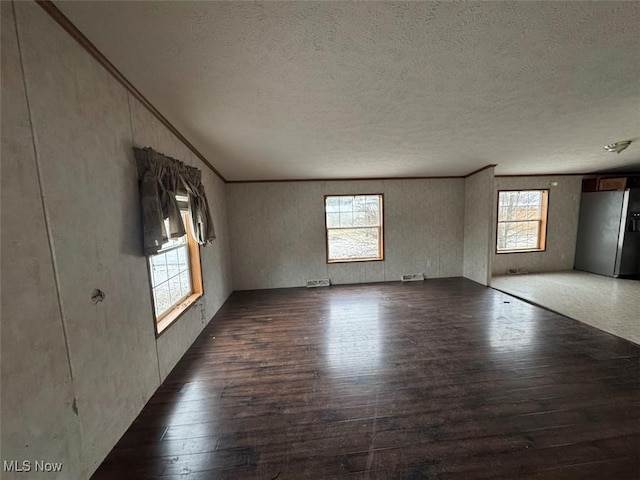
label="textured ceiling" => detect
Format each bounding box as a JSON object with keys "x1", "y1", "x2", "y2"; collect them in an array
[{"x1": 57, "y1": 1, "x2": 640, "y2": 180}]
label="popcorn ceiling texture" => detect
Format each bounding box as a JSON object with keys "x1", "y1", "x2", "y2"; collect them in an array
[{"x1": 57, "y1": 1, "x2": 640, "y2": 180}]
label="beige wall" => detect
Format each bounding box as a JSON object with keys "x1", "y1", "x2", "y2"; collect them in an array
[
  {"x1": 492, "y1": 175, "x2": 582, "y2": 275},
  {"x1": 1, "y1": 2, "x2": 83, "y2": 476},
  {"x1": 228, "y1": 178, "x2": 465, "y2": 289},
  {"x1": 463, "y1": 167, "x2": 495, "y2": 286},
  {"x1": 1, "y1": 3, "x2": 232, "y2": 479}
]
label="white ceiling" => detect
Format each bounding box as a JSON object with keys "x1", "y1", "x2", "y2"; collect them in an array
[{"x1": 57, "y1": 1, "x2": 640, "y2": 181}]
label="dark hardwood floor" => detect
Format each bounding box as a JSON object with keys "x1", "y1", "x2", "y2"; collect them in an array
[{"x1": 92, "y1": 278, "x2": 640, "y2": 479}]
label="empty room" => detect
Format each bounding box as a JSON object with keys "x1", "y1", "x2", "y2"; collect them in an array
[{"x1": 2, "y1": 1, "x2": 640, "y2": 479}]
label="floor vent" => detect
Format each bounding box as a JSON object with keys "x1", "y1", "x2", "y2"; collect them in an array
[
  {"x1": 307, "y1": 279, "x2": 331, "y2": 288},
  {"x1": 401, "y1": 273, "x2": 425, "y2": 282},
  {"x1": 506, "y1": 268, "x2": 529, "y2": 275}
]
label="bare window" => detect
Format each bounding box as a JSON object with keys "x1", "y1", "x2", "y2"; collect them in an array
[
  {"x1": 496, "y1": 190, "x2": 549, "y2": 253},
  {"x1": 147, "y1": 199, "x2": 203, "y2": 334},
  {"x1": 325, "y1": 194, "x2": 384, "y2": 263}
]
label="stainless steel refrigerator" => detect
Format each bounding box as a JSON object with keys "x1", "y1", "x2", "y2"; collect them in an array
[{"x1": 574, "y1": 188, "x2": 640, "y2": 277}]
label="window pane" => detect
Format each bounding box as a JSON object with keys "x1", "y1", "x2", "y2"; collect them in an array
[
  {"x1": 149, "y1": 236, "x2": 193, "y2": 318},
  {"x1": 353, "y1": 210, "x2": 379, "y2": 227},
  {"x1": 497, "y1": 190, "x2": 547, "y2": 252},
  {"x1": 326, "y1": 197, "x2": 340, "y2": 213},
  {"x1": 168, "y1": 275, "x2": 182, "y2": 304},
  {"x1": 498, "y1": 206, "x2": 509, "y2": 222},
  {"x1": 500, "y1": 191, "x2": 515, "y2": 203},
  {"x1": 352, "y1": 196, "x2": 367, "y2": 211},
  {"x1": 353, "y1": 211, "x2": 368, "y2": 227},
  {"x1": 177, "y1": 245, "x2": 189, "y2": 272},
  {"x1": 325, "y1": 194, "x2": 383, "y2": 262},
  {"x1": 151, "y1": 253, "x2": 168, "y2": 286},
  {"x1": 328, "y1": 228, "x2": 380, "y2": 260},
  {"x1": 339, "y1": 212, "x2": 354, "y2": 228},
  {"x1": 179, "y1": 271, "x2": 192, "y2": 298},
  {"x1": 326, "y1": 212, "x2": 340, "y2": 228},
  {"x1": 512, "y1": 221, "x2": 539, "y2": 249},
  {"x1": 527, "y1": 202, "x2": 542, "y2": 219},
  {"x1": 165, "y1": 249, "x2": 180, "y2": 278},
  {"x1": 364, "y1": 208, "x2": 379, "y2": 225},
  {"x1": 339, "y1": 196, "x2": 353, "y2": 212},
  {"x1": 498, "y1": 191, "x2": 542, "y2": 221},
  {"x1": 497, "y1": 223, "x2": 508, "y2": 250},
  {"x1": 148, "y1": 205, "x2": 200, "y2": 328},
  {"x1": 497, "y1": 221, "x2": 540, "y2": 251},
  {"x1": 153, "y1": 281, "x2": 171, "y2": 317},
  {"x1": 524, "y1": 191, "x2": 541, "y2": 206},
  {"x1": 365, "y1": 196, "x2": 380, "y2": 210}
]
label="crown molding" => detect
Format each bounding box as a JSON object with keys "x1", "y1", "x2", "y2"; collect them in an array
[
  {"x1": 226, "y1": 175, "x2": 465, "y2": 184},
  {"x1": 496, "y1": 173, "x2": 585, "y2": 178}
]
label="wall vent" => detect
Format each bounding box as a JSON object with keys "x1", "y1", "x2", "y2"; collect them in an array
[
  {"x1": 506, "y1": 268, "x2": 528, "y2": 275},
  {"x1": 306, "y1": 279, "x2": 330, "y2": 288},
  {"x1": 400, "y1": 273, "x2": 425, "y2": 282}
]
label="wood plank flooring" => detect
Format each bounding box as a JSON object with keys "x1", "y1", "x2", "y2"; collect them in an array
[{"x1": 92, "y1": 278, "x2": 640, "y2": 479}]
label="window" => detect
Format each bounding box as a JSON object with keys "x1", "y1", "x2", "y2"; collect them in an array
[
  {"x1": 325, "y1": 194, "x2": 384, "y2": 263},
  {"x1": 147, "y1": 198, "x2": 202, "y2": 334},
  {"x1": 496, "y1": 190, "x2": 549, "y2": 253}
]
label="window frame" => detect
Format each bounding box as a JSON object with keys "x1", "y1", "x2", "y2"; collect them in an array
[
  {"x1": 146, "y1": 208, "x2": 203, "y2": 337},
  {"x1": 496, "y1": 189, "x2": 549, "y2": 254},
  {"x1": 324, "y1": 193, "x2": 385, "y2": 264}
]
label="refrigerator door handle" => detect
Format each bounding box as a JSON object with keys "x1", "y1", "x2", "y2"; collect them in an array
[{"x1": 613, "y1": 189, "x2": 629, "y2": 277}]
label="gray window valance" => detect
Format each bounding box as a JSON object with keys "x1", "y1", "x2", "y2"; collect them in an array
[{"x1": 134, "y1": 146, "x2": 216, "y2": 255}]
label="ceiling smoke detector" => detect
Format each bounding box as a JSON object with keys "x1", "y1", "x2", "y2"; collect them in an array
[{"x1": 604, "y1": 140, "x2": 632, "y2": 154}]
